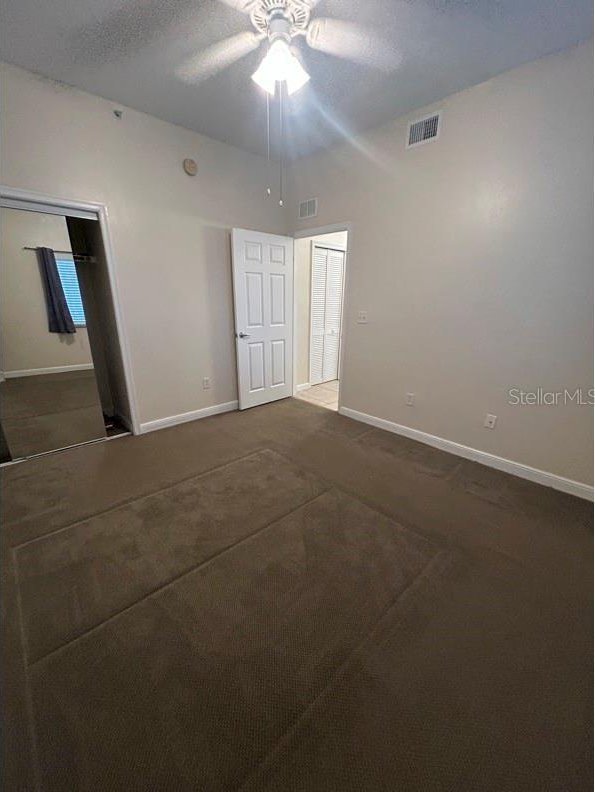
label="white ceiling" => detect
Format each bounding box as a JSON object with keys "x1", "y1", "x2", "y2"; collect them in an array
[{"x1": 1, "y1": 0, "x2": 592, "y2": 158}]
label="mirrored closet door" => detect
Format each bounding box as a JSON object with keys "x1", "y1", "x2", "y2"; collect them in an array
[{"x1": 0, "y1": 207, "x2": 107, "y2": 461}]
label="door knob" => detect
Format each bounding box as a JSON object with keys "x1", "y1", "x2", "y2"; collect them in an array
[{"x1": 238, "y1": 332, "x2": 251, "y2": 338}]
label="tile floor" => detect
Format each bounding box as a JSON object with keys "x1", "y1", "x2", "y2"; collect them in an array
[{"x1": 295, "y1": 380, "x2": 339, "y2": 411}]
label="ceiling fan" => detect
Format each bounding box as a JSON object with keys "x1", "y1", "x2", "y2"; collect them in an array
[{"x1": 178, "y1": 0, "x2": 399, "y2": 94}]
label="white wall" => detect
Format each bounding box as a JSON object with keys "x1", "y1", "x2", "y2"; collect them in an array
[
  {"x1": 0, "y1": 207, "x2": 93, "y2": 373},
  {"x1": 295, "y1": 231, "x2": 347, "y2": 386},
  {"x1": 287, "y1": 42, "x2": 593, "y2": 485},
  {"x1": 1, "y1": 63, "x2": 285, "y2": 424}
]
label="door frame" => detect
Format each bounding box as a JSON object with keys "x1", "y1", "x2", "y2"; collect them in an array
[
  {"x1": 0, "y1": 184, "x2": 141, "y2": 435},
  {"x1": 293, "y1": 222, "x2": 352, "y2": 411}
]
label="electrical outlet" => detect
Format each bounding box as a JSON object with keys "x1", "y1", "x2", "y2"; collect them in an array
[
  {"x1": 484, "y1": 413, "x2": 497, "y2": 429},
  {"x1": 406, "y1": 392, "x2": 415, "y2": 406},
  {"x1": 203, "y1": 377, "x2": 211, "y2": 390},
  {"x1": 357, "y1": 310, "x2": 368, "y2": 324}
]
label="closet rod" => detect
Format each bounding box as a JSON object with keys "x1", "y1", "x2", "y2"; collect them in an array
[{"x1": 22, "y1": 246, "x2": 95, "y2": 262}]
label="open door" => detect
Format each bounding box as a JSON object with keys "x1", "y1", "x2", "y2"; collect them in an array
[{"x1": 232, "y1": 228, "x2": 294, "y2": 409}]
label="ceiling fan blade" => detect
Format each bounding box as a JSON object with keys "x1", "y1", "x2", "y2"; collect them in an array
[
  {"x1": 214, "y1": 0, "x2": 257, "y2": 13},
  {"x1": 177, "y1": 31, "x2": 262, "y2": 82},
  {"x1": 306, "y1": 18, "x2": 401, "y2": 71}
]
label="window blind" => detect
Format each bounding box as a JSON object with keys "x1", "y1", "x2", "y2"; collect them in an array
[{"x1": 56, "y1": 258, "x2": 86, "y2": 327}]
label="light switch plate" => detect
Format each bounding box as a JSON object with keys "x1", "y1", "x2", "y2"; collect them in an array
[{"x1": 357, "y1": 311, "x2": 368, "y2": 324}]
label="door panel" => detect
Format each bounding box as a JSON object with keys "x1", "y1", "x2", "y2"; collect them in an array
[
  {"x1": 271, "y1": 339, "x2": 286, "y2": 386},
  {"x1": 323, "y1": 249, "x2": 344, "y2": 381},
  {"x1": 309, "y1": 244, "x2": 345, "y2": 385},
  {"x1": 270, "y1": 274, "x2": 286, "y2": 326},
  {"x1": 232, "y1": 229, "x2": 294, "y2": 409},
  {"x1": 248, "y1": 342, "x2": 265, "y2": 392},
  {"x1": 245, "y1": 272, "x2": 264, "y2": 327},
  {"x1": 309, "y1": 247, "x2": 327, "y2": 385}
]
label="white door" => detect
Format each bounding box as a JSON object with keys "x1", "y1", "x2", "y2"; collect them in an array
[
  {"x1": 310, "y1": 244, "x2": 345, "y2": 385},
  {"x1": 232, "y1": 228, "x2": 294, "y2": 409}
]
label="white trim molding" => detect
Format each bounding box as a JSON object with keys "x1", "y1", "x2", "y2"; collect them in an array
[
  {"x1": 4, "y1": 363, "x2": 94, "y2": 378},
  {"x1": 293, "y1": 221, "x2": 353, "y2": 240},
  {"x1": 292, "y1": 221, "x2": 352, "y2": 402},
  {"x1": 339, "y1": 406, "x2": 594, "y2": 502},
  {"x1": 140, "y1": 400, "x2": 238, "y2": 434},
  {"x1": 296, "y1": 383, "x2": 311, "y2": 392}
]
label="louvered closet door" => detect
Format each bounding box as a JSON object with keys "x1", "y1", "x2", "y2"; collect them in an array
[
  {"x1": 309, "y1": 245, "x2": 345, "y2": 385},
  {"x1": 309, "y1": 246, "x2": 327, "y2": 385},
  {"x1": 323, "y1": 248, "x2": 344, "y2": 381}
]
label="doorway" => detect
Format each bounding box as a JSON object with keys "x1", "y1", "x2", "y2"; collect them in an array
[{"x1": 293, "y1": 228, "x2": 348, "y2": 412}]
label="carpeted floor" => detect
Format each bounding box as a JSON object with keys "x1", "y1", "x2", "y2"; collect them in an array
[
  {"x1": 2, "y1": 397, "x2": 592, "y2": 791},
  {"x1": 0, "y1": 370, "x2": 105, "y2": 460}
]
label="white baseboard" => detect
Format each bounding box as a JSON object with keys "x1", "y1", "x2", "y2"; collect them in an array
[
  {"x1": 140, "y1": 400, "x2": 238, "y2": 434},
  {"x1": 339, "y1": 406, "x2": 594, "y2": 502},
  {"x1": 296, "y1": 383, "x2": 311, "y2": 392},
  {"x1": 4, "y1": 363, "x2": 94, "y2": 378}
]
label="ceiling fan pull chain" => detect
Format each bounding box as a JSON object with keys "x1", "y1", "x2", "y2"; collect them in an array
[
  {"x1": 279, "y1": 83, "x2": 284, "y2": 207},
  {"x1": 265, "y1": 92, "x2": 272, "y2": 196}
]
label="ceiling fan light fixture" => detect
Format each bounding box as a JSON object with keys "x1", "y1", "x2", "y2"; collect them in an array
[{"x1": 251, "y1": 38, "x2": 310, "y2": 96}]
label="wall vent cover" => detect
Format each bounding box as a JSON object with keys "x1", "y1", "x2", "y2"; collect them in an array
[
  {"x1": 407, "y1": 113, "x2": 441, "y2": 148},
  {"x1": 299, "y1": 198, "x2": 318, "y2": 219}
]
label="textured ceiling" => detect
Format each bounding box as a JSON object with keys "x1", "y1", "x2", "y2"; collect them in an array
[{"x1": 1, "y1": 0, "x2": 592, "y2": 158}]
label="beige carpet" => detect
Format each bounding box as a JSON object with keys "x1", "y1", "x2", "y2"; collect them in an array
[
  {"x1": 2, "y1": 397, "x2": 592, "y2": 791},
  {"x1": 0, "y1": 370, "x2": 105, "y2": 459}
]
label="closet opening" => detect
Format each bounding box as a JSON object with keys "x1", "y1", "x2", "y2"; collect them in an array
[
  {"x1": 293, "y1": 226, "x2": 349, "y2": 413},
  {"x1": 0, "y1": 188, "x2": 138, "y2": 463}
]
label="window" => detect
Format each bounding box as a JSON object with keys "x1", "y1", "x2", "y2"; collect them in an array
[{"x1": 56, "y1": 256, "x2": 86, "y2": 327}]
